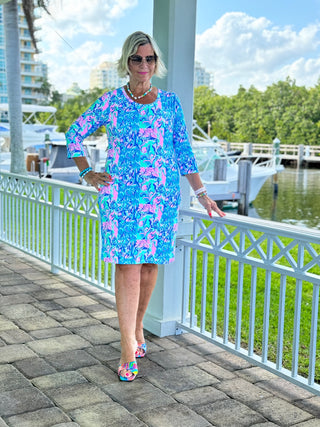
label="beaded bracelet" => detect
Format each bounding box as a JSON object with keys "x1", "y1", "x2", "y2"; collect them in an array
[
  {"x1": 79, "y1": 167, "x2": 92, "y2": 178},
  {"x1": 196, "y1": 191, "x2": 208, "y2": 199},
  {"x1": 195, "y1": 186, "x2": 206, "y2": 196}
]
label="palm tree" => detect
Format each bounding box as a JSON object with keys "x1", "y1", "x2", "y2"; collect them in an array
[{"x1": 0, "y1": 0, "x2": 49, "y2": 174}]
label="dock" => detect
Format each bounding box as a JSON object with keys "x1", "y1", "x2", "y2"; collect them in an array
[{"x1": 220, "y1": 141, "x2": 320, "y2": 167}]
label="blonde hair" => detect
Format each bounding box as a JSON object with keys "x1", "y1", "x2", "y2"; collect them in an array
[{"x1": 117, "y1": 31, "x2": 167, "y2": 78}]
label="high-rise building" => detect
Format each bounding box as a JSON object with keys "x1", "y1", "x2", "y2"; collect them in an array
[
  {"x1": 194, "y1": 61, "x2": 213, "y2": 88},
  {"x1": 0, "y1": 0, "x2": 47, "y2": 105},
  {"x1": 90, "y1": 61, "x2": 127, "y2": 90}
]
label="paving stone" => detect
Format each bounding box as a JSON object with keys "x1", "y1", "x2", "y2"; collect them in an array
[
  {"x1": 0, "y1": 284, "x2": 41, "y2": 295},
  {"x1": 147, "y1": 336, "x2": 179, "y2": 350},
  {"x1": 48, "y1": 308, "x2": 89, "y2": 322},
  {"x1": 291, "y1": 395, "x2": 320, "y2": 418},
  {"x1": 0, "y1": 329, "x2": 32, "y2": 344},
  {"x1": 197, "y1": 360, "x2": 236, "y2": 380},
  {"x1": 0, "y1": 344, "x2": 36, "y2": 363},
  {"x1": 45, "y1": 383, "x2": 111, "y2": 411},
  {"x1": 32, "y1": 300, "x2": 64, "y2": 312},
  {"x1": 237, "y1": 366, "x2": 279, "y2": 383},
  {"x1": 27, "y1": 334, "x2": 91, "y2": 356},
  {"x1": 32, "y1": 371, "x2": 88, "y2": 390},
  {"x1": 294, "y1": 419, "x2": 320, "y2": 426},
  {"x1": 101, "y1": 316, "x2": 120, "y2": 330},
  {"x1": 62, "y1": 318, "x2": 101, "y2": 329},
  {"x1": 85, "y1": 344, "x2": 120, "y2": 362},
  {"x1": 137, "y1": 358, "x2": 168, "y2": 378},
  {"x1": 0, "y1": 304, "x2": 45, "y2": 320},
  {"x1": 73, "y1": 324, "x2": 121, "y2": 345},
  {"x1": 14, "y1": 357, "x2": 56, "y2": 378},
  {"x1": 137, "y1": 403, "x2": 210, "y2": 427},
  {"x1": 60, "y1": 287, "x2": 82, "y2": 297},
  {"x1": 5, "y1": 407, "x2": 71, "y2": 427},
  {"x1": 169, "y1": 333, "x2": 209, "y2": 346},
  {"x1": 0, "y1": 365, "x2": 31, "y2": 392},
  {"x1": 70, "y1": 401, "x2": 144, "y2": 427},
  {"x1": 44, "y1": 349, "x2": 100, "y2": 371},
  {"x1": 173, "y1": 385, "x2": 227, "y2": 406},
  {"x1": 250, "y1": 396, "x2": 313, "y2": 425},
  {"x1": 257, "y1": 377, "x2": 315, "y2": 401},
  {"x1": 148, "y1": 347, "x2": 205, "y2": 369},
  {"x1": 33, "y1": 290, "x2": 69, "y2": 300},
  {"x1": 15, "y1": 316, "x2": 60, "y2": 332},
  {"x1": 41, "y1": 282, "x2": 68, "y2": 290},
  {"x1": 0, "y1": 294, "x2": 36, "y2": 307},
  {"x1": 103, "y1": 379, "x2": 175, "y2": 413},
  {"x1": 54, "y1": 295, "x2": 97, "y2": 308},
  {"x1": 30, "y1": 327, "x2": 72, "y2": 340},
  {"x1": 216, "y1": 378, "x2": 272, "y2": 403},
  {"x1": 0, "y1": 316, "x2": 19, "y2": 332},
  {"x1": 79, "y1": 365, "x2": 119, "y2": 386},
  {"x1": 146, "y1": 365, "x2": 218, "y2": 394},
  {"x1": 187, "y1": 341, "x2": 226, "y2": 356},
  {"x1": 52, "y1": 424, "x2": 80, "y2": 427},
  {"x1": 196, "y1": 398, "x2": 266, "y2": 426},
  {"x1": 0, "y1": 387, "x2": 53, "y2": 417},
  {"x1": 206, "y1": 350, "x2": 252, "y2": 370}
]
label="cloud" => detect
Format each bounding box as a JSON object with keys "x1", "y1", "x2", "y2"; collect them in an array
[
  {"x1": 36, "y1": 0, "x2": 138, "y2": 91},
  {"x1": 38, "y1": 0, "x2": 138, "y2": 38},
  {"x1": 196, "y1": 12, "x2": 320, "y2": 94}
]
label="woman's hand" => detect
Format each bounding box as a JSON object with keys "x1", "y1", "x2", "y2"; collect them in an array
[
  {"x1": 198, "y1": 195, "x2": 226, "y2": 218},
  {"x1": 83, "y1": 171, "x2": 113, "y2": 191}
]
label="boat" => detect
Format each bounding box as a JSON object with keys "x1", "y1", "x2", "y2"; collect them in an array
[{"x1": 192, "y1": 121, "x2": 284, "y2": 204}]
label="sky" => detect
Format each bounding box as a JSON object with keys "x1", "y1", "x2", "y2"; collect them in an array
[{"x1": 37, "y1": 0, "x2": 320, "y2": 96}]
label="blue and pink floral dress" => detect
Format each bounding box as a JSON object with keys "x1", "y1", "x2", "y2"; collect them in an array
[{"x1": 66, "y1": 87, "x2": 198, "y2": 264}]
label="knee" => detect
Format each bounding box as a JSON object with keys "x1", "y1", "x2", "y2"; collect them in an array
[
  {"x1": 116, "y1": 264, "x2": 142, "y2": 274},
  {"x1": 142, "y1": 263, "x2": 158, "y2": 274}
]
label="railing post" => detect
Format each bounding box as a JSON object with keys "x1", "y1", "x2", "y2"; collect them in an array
[
  {"x1": 51, "y1": 186, "x2": 60, "y2": 274},
  {"x1": 298, "y1": 144, "x2": 304, "y2": 168},
  {"x1": 273, "y1": 137, "x2": 281, "y2": 167},
  {"x1": 237, "y1": 160, "x2": 252, "y2": 215}
]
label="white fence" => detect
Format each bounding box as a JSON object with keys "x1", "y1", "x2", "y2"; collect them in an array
[
  {"x1": 0, "y1": 171, "x2": 116, "y2": 292},
  {"x1": 1, "y1": 171, "x2": 320, "y2": 395}
]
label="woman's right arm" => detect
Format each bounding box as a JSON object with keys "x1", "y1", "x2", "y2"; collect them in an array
[{"x1": 65, "y1": 93, "x2": 112, "y2": 190}]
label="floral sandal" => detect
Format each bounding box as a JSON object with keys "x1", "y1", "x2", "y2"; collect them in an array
[
  {"x1": 135, "y1": 342, "x2": 147, "y2": 358},
  {"x1": 118, "y1": 361, "x2": 138, "y2": 381}
]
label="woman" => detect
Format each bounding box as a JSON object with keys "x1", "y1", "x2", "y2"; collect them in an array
[{"x1": 66, "y1": 31, "x2": 225, "y2": 381}]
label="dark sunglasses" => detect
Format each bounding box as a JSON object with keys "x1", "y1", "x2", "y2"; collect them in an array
[{"x1": 129, "y1": 55, "x2": 156, "y2": 64}]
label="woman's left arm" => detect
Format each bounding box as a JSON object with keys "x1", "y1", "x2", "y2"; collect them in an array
[{"x1": 186, "y1": 172, "x2": 226, "y2": 218}]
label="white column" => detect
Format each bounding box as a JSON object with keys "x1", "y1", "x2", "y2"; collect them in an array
[{"x1": 143, "y1": 0, "x2": 197, "y2": 337}]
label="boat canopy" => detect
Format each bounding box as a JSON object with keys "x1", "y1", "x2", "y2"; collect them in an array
[{"x1": 0, "y1": 104, "x2": 57, "y2": 125}]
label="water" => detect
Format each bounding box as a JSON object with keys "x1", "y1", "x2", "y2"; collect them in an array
[{"x1": 246, "y1": 168, "x2": 320, "y2": 230}]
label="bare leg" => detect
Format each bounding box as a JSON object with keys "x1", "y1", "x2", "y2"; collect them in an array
[
  {"x1": 135, "y1": 263, "x2": 158, "y2": 344},
  {"x1": 115, "y1": 264, "x2": 142, "y2": 365}
]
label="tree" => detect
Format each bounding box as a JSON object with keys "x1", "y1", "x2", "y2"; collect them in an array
[{"x1": 1, "y1": 0, "x2": 50, "y2": 174}]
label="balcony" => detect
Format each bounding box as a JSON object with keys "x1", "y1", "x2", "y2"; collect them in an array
[
  {"x1": 0, "y1": 171, "x2": 320, "y2": 424},
  {"x1": 1, "y1": 170, "x2": 320, "y2": 417}
]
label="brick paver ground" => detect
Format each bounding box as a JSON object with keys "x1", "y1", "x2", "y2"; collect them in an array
[{"x1": 1, "y1": 244, "x2": 320, "y2": 427}]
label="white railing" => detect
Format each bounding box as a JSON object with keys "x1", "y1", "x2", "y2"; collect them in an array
[
  {"x1": 0, "y1": 171, "x2": 115, "y2": 293},
  {"x1": 178, "y1": 208, "x2": 320, "y2": 395},
  {"x1": 1, "y1": 171, "x2": 320, "y2": 395},
  {"x1": 220, "y1": 141, "x2": 320, "y2": 161}
]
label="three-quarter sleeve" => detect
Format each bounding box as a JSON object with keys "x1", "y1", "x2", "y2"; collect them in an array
[
  {"x1": 172, "y1": 94, "x2": 198, "y2": 176},
  {"x1": 65, "y1": 92, "x2": 110, "y2": 158}
]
